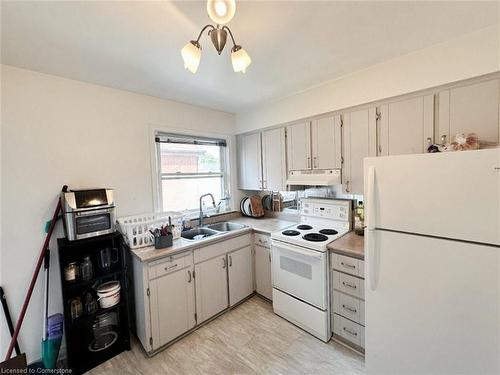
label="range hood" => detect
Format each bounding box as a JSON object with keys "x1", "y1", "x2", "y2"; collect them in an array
[{"x1": 286, "y1": 169, "x2": 342, "y2": 186}]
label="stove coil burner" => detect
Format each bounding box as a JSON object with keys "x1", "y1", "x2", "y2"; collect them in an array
[
  {"x1": 319, "y1": 229, "x2": 338, "y2": 235},
  {"x1": 297, "y1": 224, "x2": 313, "y2": 230},
  {"x1": 303, "y1": 233, "x2": 329, "y2": 242},
  {"x1": 282, "y1": 230, "x2": 301, "y2": 236}
]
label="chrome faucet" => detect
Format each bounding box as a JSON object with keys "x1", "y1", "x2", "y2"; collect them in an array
[{"x1": 199, "y1": 193, "x2": 216, "y2": 227}]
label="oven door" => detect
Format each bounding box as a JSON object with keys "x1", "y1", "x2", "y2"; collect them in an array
[{"x1": 271, "y1": 240, "x2": 327, "y2": 310}]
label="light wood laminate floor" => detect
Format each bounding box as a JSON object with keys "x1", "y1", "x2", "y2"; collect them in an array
[{"x1": 89, "y1": 296, "x2": 365, "y2": 375}]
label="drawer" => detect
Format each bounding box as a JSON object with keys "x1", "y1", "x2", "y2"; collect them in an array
[
  {"x1": 333, "y1": 314, "x2": 365, "y2": 348},
  {"x1": 148, "y1": 252, "x2": 193, "y2": 280},
  {"x1": 333, "y1": 253, "x2": 364, "y2": 278},
  {"x1": 333, "y1": 271, "x2": 364, "y2": 300},
  {"x1": 333, "y1": 291, "x2": 364, "y2": 326},
  {"x1": 194, "y1": 234, "x2": 252, "y2": 263},
  {"x1": 254, "y1": 233, "x2": 271, "y2": 248}
]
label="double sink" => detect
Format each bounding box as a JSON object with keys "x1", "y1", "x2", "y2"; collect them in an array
[{"x1": 181, "y1": 222, "x2": 246, "y2": 241}]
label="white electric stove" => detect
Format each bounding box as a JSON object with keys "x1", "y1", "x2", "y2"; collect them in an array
[{"x1": 271, "y1": 198, "x2": 352, "y2": 342}]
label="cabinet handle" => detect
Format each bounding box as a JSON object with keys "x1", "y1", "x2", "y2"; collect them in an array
[
  {"x1": 187, "y1": 270, "x2": 192, "y2": 283},
  {"x1": 307, "y1": 157, "x2": 311, "y2": 169},
  {"x1": 263, "y1": 180, "x2": 267, "y2": 190},
  {"x1": 342, "y1": 281, "x2": 357, "y2": 290},
  {"x1": 343, "y1": 327, "x2": 358, "y2": 337},
  {"x1": 268, "y1": 253, "x2": 271, "y2": 262},
  {"x1": 426, "y1": 137, "x2": 433, "y2": 145},
  {"x1": 342, "y1": 304, "x2": 357, "y2": 313},
  {"x1": 164, "y1": 264, "x2": 178, "y2": 271},
  {"x1": 345, "y1": 180, "x2": 350, "y2": 193},
  {"x1": 441, "y1": 135, "x2": 447, "y2": 144},
  {"x1": 222, "y1": 257, "x2": 227, "y2": 269},
  {"x1": 341, "y1": 262, "x2": 356, "y2": 270},
  {"x1": 228, "y1": 255, "x2": 232, "y2": 267}
]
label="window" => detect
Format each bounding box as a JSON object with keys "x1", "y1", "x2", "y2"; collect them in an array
[{"x1": 155, "y1": 132, "x2": 228, "y2": 214}]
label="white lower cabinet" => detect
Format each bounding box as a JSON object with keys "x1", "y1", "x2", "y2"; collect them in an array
[
  {"x1": 331, "y1": 253, "x2": 365, "y2": 351},
  {"x1": 254, "y1": 244, "x2": 272, "y2": 300},
  {"x1": 149, "y1": 266, "x2": 196, "y2": 350},
  {"x1": 195, "y1": 255, "x2": 229, "y2": 323},
  {"x1": 228, "y1": 246, "x2": 254, "y2": 306}
]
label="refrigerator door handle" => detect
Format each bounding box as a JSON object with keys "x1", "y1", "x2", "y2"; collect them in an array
[
  {"x1": 366, "y1": 165, "x2": 378, "y2": 290},
  {"x1": 366, "y1": 229, "x2": 378, "y2": 290},
  {"x1": 366, "y1": 165, "x2": 376, "y2": 230}
]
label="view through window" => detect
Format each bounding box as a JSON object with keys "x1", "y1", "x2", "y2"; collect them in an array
[{"x1": 156, "y1": 133, "x2": 227, "y2": 213}]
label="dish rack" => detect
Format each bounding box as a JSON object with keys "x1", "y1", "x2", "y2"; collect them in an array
[{"x1": 117, "y1": 212, "x2": 183, "y2": 249}]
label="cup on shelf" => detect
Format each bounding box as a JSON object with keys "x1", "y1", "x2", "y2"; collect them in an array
[{"x1": 98, "y1": 248, "x2": 119, "y2": 271}]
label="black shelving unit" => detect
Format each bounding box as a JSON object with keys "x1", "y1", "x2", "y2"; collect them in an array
[{"x1": 57, "y1": 232, "x2": 132, "y2": 374}]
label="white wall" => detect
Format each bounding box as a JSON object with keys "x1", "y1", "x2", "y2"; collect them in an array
[
  {"x1": 0, "y1": 65, "x2": 235, "y2": 361},
  {"x1": 236, "y1": 25, "x2": 500, "y2": 133}
]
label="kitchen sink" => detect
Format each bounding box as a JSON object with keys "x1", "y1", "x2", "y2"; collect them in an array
[
  {"x1": 181, "y1": 227, "x2": 219, "y2": 241},
  {"x1": 206, "y1": 222, "x2": 246, "y2": 232}
]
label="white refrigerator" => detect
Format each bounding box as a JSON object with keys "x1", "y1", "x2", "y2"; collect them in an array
[{"x1": 364, "y1": 149, "x2": 500, "y2": 374}]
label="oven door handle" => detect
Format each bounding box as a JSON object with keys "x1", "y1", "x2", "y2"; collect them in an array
[{"x1": 272, "y1": 242, "x2": 324, "y2": 260}]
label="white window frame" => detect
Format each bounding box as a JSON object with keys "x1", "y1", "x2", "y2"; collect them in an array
[{"x1": 149, "y1": 126, "x2": 234, "y2": 216}]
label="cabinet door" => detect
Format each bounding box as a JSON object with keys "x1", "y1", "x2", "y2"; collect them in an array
[
  {"x1": 342, "y1": 108, "x2": 377, "y2": 194},
  {"x1": 228, "y1": 246, "x2": 254, "y2": 306},
  {"x1": 237, "y1": 133, "x2": 262, "y2": 190},
  {"x1": 254, "y1": 244, "x2": 272, "y2": 300},
  {"x1": 379, "y1": 95, "x2": 434, "y2": 156},
  {"x1": 438, "y1": 79, "x2": 499, "y2": 144},
  {"x1": 311, "y1": 116, "x2": 341, "y2": 169},
  {"x1": 286, "y1": 122, "x2": 311, "y2": 170},
  {"x1": 195, "y1": 256, "x2": 228, "y2": 323},
  {"x1": 262, "y1": 128, "x2": 286, "y2": 191},
  {"x1": 149, "y1": 266, "x2": 195, "y2": 349}
]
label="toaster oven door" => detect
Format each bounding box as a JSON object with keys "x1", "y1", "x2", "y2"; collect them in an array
[{"x1": 65, "y1": 208, "x2": 115, "y2": 241}]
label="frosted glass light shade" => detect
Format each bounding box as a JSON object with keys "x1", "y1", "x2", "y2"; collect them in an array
[
  {"x1": 207, "y1": 0, "x2": 236, "y2": 25},
  {"x1": 181, "y1": 42, "x2": 201, "y2": 74},
  {"x1": 231, "y1": 47, "x2": 251, "y2": 73}
]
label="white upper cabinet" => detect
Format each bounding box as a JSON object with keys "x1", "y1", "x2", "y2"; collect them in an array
[
  {"x1": 227, "y1": 246, "x2": 254, "y2": 306},
  {"x1": 438, "y1": 79, "x2": 500, "y2": 145},
  {"x1": 378, "y1": 95, "x2": 434, "y2": 156},
  {"x1": 262, "y1": 128, "x2": 286, "y2": 191},
  {"x1": 311, "y1": 116, "x2": 342, "y2": 169},
  {"x1": 342, "y1": 109, "x2": 377, "y2": 195},
  {"x1": 237, "y1": 132, "x2": 262, "y2": 190},
  {"x1": 286, "y1": 122, "x2": 311, "y2": 170}
]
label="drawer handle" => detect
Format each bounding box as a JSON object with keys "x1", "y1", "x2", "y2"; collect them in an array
[
  {"x1": 187, "y1": 270, "x2": 192, "y2": 283},
  {"x1": 164, "y1": 264, "x2": 178, "y2": 271},
  {"x1": 342, "y1": 304, "x2": 357, "y2": 313},
  {"x1": 341, "y1": 262, "x2": 356, "y2": 269},
  {"x1": 343, "y1": 327, "x2": 358, "y2": 337},
  {"x1": 342, "y1": 281, "x2": 357, "y2": 290}
]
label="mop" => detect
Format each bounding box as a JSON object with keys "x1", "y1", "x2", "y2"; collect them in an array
[{"x1": 41, "y1": 249, "x2": 63, "y2": 369}]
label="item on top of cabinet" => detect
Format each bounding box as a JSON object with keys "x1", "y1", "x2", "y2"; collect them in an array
[
  {"x1": 271, "y1": 192, "x2": 282, "y2": 211},
  {"x1": 96, "y1": 281, "x2": 121, "y2": 309},
  {"x1": 117, "y1": 211, "x2": 183, "y2": 249},
  {"x1": 61, "y1": 188, "x2": 116, "y2": 241},
  {"x1": 240, "y1": 197, "x2": 253, "y2": 217},
  {"x1": 80, "y1": 256, "x2": 94, "y2": 281},
  {"x1": 249, "y1": 195, "x2": 265, "y2": 217},
  {"x1": 451, "y1": 133, "x2": 479, "y2": 151},
  {"x1": 69, "y1": 297, "x2": 83, "y2": 319},
  {"x1": 64, "y1": 262, "x2": 79, "y2": 282},
  {"x1": 354, "y1": 201, "x2": 365, "y2": 236}
]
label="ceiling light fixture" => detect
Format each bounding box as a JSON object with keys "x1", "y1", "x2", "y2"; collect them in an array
[{"x1": 181, "y1": 0, "x2": 251, "y2": 74}]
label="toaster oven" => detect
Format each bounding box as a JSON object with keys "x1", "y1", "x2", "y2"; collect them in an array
[{"x1": 61, "y1": 188, "x2": 116, "y2": 241}]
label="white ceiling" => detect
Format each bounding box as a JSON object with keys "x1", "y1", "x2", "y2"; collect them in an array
[{"x1": 1, "y1": 1, "x2": 498, "y2": 113}]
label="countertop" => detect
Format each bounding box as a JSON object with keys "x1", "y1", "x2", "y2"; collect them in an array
[
  {"x1": 130, "y1": 216, "x2": 297, "y2": 263},
  {"x1": 327, "y1": 231, "x2": 365, "y2": 260}
]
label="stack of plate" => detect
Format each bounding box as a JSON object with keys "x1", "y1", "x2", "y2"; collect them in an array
[{"x1": 240, "y1": 197, "x2": 252, "y2": 217}]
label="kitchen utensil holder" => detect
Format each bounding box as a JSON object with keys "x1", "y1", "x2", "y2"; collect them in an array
[{"x1": 154, "y1": 234, "x2": 173, "y2": 249}]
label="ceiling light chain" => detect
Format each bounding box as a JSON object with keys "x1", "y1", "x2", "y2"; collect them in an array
[{"x1": 181, "y1": 0, "x2": 251, "y2": 74}]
